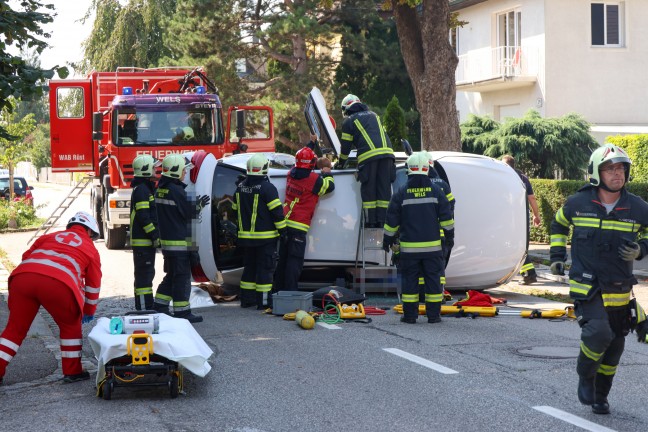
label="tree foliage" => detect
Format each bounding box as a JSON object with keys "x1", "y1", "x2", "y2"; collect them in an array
[
  {"x1": 606, "y1": 135, "x2": 648, "y2": 183},
  {"x1": 79, "y1": 0, "x2": 176, "y2": 73},
  {"x1": 0, "y1": 0, "x2": 67, "y2": 140},
  {"x1": 0, "y1": 99, "x2": 37, "y2": 197},
  {"x1": 383, "y1": 95, "x2": 406, "y2": 151},
  {"x1": 461, "y1": 110, "x2": 596, "y2": 179}
]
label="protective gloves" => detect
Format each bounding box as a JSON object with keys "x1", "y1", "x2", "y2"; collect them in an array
[
  {"x1": 82, "y1": 315, "x2": 94, "y2": 324},
  {"x1": 335, "y1": 160, "x2": 346, "y2": 170},
  {"x1": 550, "y1": 261, "x2": 565, "y2": 276},
  {"x1": 637, "y1": 320, "x2": 648, "y2": 344},
  {"x1": 196, "y1": 194, "x2": 211, "y2": 211},
  {"x1": 619, "y1": 241, "x2": 641, "y2": 261},
  {"x1": 382, "y1": 238, "x2": 393, "y2": 252},
  {"x1": 152, "y1": 237, "x2": 161, "y2": 248}
]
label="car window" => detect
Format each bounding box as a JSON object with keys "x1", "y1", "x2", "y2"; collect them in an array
[{"x1": 0, "y1": 178, "x2": 27, "y2": 192}]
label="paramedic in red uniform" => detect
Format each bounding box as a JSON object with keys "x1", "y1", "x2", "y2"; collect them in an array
[
  {"x1": 273, "y1": 146, "x2": 335, "y2": 293},
  {"x1": 0, "y1": 211, "x2": 102, "y2": 384}
]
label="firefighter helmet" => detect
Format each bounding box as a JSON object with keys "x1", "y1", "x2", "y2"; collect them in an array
[
  {"x1": 588, "y1": 143, "x2": 631, "y2": 187},
  {"x1": 247, "y1": 153, "x2": 269, "y2": 176},
  {"x1": 406, "y1": 152, "x2": 429, "y2": 176},
  {"x1": 341, "y1": 94, "x2": 361, "y2": 115},
  {"x1": 424, "y1": 151, "x2": 435, "y2": 168},
  {"x1": 295, "y1": 147, "x2": 317, "y2": 170},
  {"x1": 132, "y1": 154, "x2": 159, "y2": 178},
  {"x1": 67, "y1": 211, "x2": 100, "y2": 240},
  {"x1": 161, "y1": 154, "x2": 193, "y2": 179}
]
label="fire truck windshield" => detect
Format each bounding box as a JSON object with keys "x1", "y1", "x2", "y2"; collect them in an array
[{"x1": 114, "y1": 108, "x2": 224, "y2": 146}]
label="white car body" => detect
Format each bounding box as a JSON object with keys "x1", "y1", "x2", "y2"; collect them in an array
[{"x1": 183, "y1": 87, "x2": 528, "y2": 291}]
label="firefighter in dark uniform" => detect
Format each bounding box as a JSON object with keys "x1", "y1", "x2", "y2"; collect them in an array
[
  {"x1": 383, "y1": 152, "x2": 454, "y2": 324},
  {"x1": 550, "y1": 144, "x2": 648, "y2": 414},
  {"x1": 233, "y1": 153, "x2": 287, "y2": 309},
  {"x1": 130, "y1": 155, "x2": 160, "y2": 310},
  {"x1": 503, "y1": 155, "x2": 541, "y2": 284},
  {"x1": 338, "y1": 94, "x2": 395, "y2": 228},
  {"x1": 418, "y1": 151, "x2": 456, "y2": 302},
  {"x1": 273, "y1": 146, "x2": 335, "y2": 293},
  {"x1": 153, "y1": 154, "x2": 209, "y2": 323}
]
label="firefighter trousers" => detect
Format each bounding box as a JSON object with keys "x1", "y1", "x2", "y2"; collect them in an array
[
  {"x1": 0, "y1": 273, "x2": 84, "y2": 378},
  {"x1": 273, "y1": 230, "x2": 307, "y2": 293},
  {"x1": 401, "y1": 255, "x2": 444, "y2": 321},
  {"x1": 241, "y1": 242, "x2": 277, "y2": 308},
  {"x1": 133, "y1": 247, "x2": 156, "y2": 311},
  {"x1": 574, "y1": 293, "x2": 629, "y2": 400},
  {"x1": 154, "y1": 253, "x2": 192, "y2": 317},
  {"x1": 358, "y1": 157, "x2": 394, "y2": 226}
]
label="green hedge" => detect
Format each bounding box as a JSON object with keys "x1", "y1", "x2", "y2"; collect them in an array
[
  {"x1": 606, "y1": 135, "x2": 648, "y2": 183},
  {"x1": 529, "y1": 179, "x2": 648, "y2": 243}
]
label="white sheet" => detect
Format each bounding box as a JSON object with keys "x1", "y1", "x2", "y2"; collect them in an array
[{"x1": 88, "y1": 314, "x2": 213, "y2": 385}]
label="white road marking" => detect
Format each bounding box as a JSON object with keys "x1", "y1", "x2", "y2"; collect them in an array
[
  {"x1": 317, "y1": 322, "x2": 342, "y2": 330},
  {"x1": 383, "y1": 348, "x2": 458, "y2": 374},
  {"x1": 533, "y1": 406, "x2": 617, "y2": 432}
]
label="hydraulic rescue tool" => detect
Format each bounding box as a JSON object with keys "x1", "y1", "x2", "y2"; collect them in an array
[{"x1": 393, "y1": 304, "x2": 499, "y2": 317}]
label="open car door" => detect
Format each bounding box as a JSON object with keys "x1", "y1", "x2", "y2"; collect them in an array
[{"x1": 304, "y1": 87, "x2": 340, "y2": 157}]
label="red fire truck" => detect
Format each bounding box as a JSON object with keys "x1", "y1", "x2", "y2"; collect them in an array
[{"x1": 49, "y1": 66, "x2": 274, "y2": 249}]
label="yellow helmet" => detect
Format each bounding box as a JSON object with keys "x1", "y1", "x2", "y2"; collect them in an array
[
  {"x1": 246, "y1": 153, "x2": 269, "y2": 176},
  {"x1": 162, "y1": 154, "x2": 193, "y2": 179},
  {"x1": 132, "y1": 154, "x2": 159, "y2": 177}
]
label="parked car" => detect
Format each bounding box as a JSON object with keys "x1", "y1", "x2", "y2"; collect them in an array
[{"x1": 0, "y1": 176, "x2": 34, "y2": 206}]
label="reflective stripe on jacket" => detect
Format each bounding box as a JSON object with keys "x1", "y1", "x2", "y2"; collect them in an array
[
  {"x1": 10, "y1": 225, "x2": 102, "y2": 315},
  {"x1": 340, "y1": 103, "x2": 394, "y2": 165},
  {"x1": 155, "y1": 176, "x2": 194, "y2": 255},
  {"x1": 130, "y1": 177, "x2": 159, "y2": 248},
  {"x1": 284, "y1": 168, "x2": 335, "y2": 232},
  {"x1": 233, "y1": 175, "x2": 286, "y2": 246},
  {"x1": 383, "y1": 175, "x2": 454, "y2": 257},
  {"x1": 550, "y1": 185, "x2": 648, "y2": 302}
]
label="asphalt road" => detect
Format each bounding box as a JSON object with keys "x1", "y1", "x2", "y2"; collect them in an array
[{"x1": 1, "y1": 182, "x2": 648, "y2": 431}]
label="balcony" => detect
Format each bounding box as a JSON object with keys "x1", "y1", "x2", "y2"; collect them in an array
[{"x1": 456, "y1": 46, "x2": 539, "y2": 93}]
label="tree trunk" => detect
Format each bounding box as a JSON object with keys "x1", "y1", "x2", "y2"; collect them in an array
[{"x1": 393, "y1": 0, "x2": 461, "y2": 152}]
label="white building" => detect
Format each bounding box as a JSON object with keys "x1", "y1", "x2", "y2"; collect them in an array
[{"x1": 451, "y1": 0, "x2": 648, "y2": 143}]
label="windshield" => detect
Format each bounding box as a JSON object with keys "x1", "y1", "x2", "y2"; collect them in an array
[{"x1": 114, "y1": 107, "x2": 224, "y2": 146}]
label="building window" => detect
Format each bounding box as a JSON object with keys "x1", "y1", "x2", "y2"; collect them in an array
[{"x1": 591, "y1": 2, "x2": 624, "y2": 46}]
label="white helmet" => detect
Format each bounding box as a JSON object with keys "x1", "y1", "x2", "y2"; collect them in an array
[
  {"x1": 247, "y1": 153, "x2": 269, "y2": 176},
  {"x1": 341, "y1": 94, "x2": 361, "y2": 116},
  {"x1": 406, "y1": 152, "x2": 430, "y2": 176},
  {"x1": 67, "y1": 211, "x2": 100, "y2": 240},
  {"x1": 132, "y1": 154, "x2": 159, "y2": 177}
]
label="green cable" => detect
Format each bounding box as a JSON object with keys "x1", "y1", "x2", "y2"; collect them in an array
[{"x1": 319, "y1": 302, "x2": 343, "y2": 324}]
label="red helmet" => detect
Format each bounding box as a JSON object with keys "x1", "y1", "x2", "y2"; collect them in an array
[{"x1": 295, "y1": 147, "x2": 317, "y2": 170}]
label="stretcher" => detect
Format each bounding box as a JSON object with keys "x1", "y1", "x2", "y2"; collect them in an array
[{"x1": 88, "y1": 313, "x2": 213, "y2": 400}]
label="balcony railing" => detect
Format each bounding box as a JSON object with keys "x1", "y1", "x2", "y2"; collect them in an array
[{"x1": 456, "y1": 45, "x2": 539, "y2": 90}]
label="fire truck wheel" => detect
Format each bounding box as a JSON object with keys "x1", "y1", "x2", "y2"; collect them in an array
[{"x1": 104, "y1": 226, "x2": 127, "y2": 249}]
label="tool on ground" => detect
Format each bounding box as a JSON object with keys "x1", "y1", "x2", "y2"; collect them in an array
[
  {"x1": 339, "y1": 303, "x2": 366, "y2": 319},
  {"x1": 295, "y1": 310, "x2": 316, "y2": 329},
  {"x1": 393, "y1": 304, "x2": 498, "y2": 317},
  {"x1": 519, "y1": 307, "x2": 575, "y2": 319}
]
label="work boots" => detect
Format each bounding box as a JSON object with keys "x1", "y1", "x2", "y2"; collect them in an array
[
  {"x1": 577, "y1": 376, "x2": 596, "y2": 405},
  {"x1": 63, "y1": 370, "x2": 90, "y2": 384},
  {"x1": 175, "y1": 312, "x2": 203, "y2": 323},
  {"x1": 592, "y1": 373, "x2": 613, "y2": 414}
]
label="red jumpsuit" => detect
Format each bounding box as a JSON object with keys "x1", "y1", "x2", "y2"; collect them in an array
[{"x1": 0, "y1": 225, "x2": 102, "y2": 379}]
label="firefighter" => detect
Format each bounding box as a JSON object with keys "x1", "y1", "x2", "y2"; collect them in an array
[
  {"x1": 383, "y1": 152, "x2": 454, "y2": 324},
  {"x1": 130, "y1": 154, "x2": 160, "y2": 311},
  {"x1": 0, "y1": 211, "x2": 102, "y2": 384},
  {"x1": 233, "y1": 153, "x2": 286, "y2": 309},
  {"x1": 273, "y1": 146, "x2": 335, "y2": 293},
  {"x1": 338, "y1": 94, "x2": 395, "y2": 228},
  {"x1": 502, "y1": 155, "x2": 541, "y2": 284},
  {"x1": 550, "y1": 144, "x2": 648, "y2": 414},
  {"x1": 154, "y1": 154, "x2": 209, "y2": 323},
  {"x1": 418, "y1": 151, "x2": 456, "y2": 302}
]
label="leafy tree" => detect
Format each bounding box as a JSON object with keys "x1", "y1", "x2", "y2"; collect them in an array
[
  {"x1": 383, "y1": 95, "x2": 406, "y2": 151},
  {"x1": 0, "y1": 0, "x2": 67, "y2": 140},
  {"x1": 80, "y1": 0, "x2": 176, "y2": 73},
  {"x1": 25, "y1": 123, "x2": 51, "y2": 171},
  {"x1": 0, "y1": 99, "x2": 37, "y2": 198},
  {"x1": 461, "y1": 110, "x2": 596, "y2": 179},
  {"x1": 389, "y1": 0, "x2": 463, "y2": 152}
]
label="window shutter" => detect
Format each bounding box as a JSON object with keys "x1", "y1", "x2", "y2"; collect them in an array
[{"x1": 606, "y1": 5, "x2": 619, "y2": 45}]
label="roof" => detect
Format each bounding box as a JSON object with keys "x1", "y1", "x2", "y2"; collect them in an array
[{"x1": 449, "y1": 0, "x2": 489, "y2": 11}]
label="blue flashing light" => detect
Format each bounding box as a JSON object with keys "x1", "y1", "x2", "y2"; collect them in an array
[
  {"x1": 196, "y1": 86, "x2": 206, "y2": 94},
  {"x1": 122, "y1": 87, "x2": 133, "y2": 95}
]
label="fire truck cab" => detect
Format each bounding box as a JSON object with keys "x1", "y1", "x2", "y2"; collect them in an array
[{"x1": 49, "y1": 67, "x2": 274, "y2": 248}]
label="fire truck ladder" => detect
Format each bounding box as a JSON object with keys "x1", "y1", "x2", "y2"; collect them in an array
[
  {"x1": 28, "y1": 176, "x2": 94, "y2": 244},
  {"x1": 348, "y1": 212, "x2": 399, "y2": 297}
]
